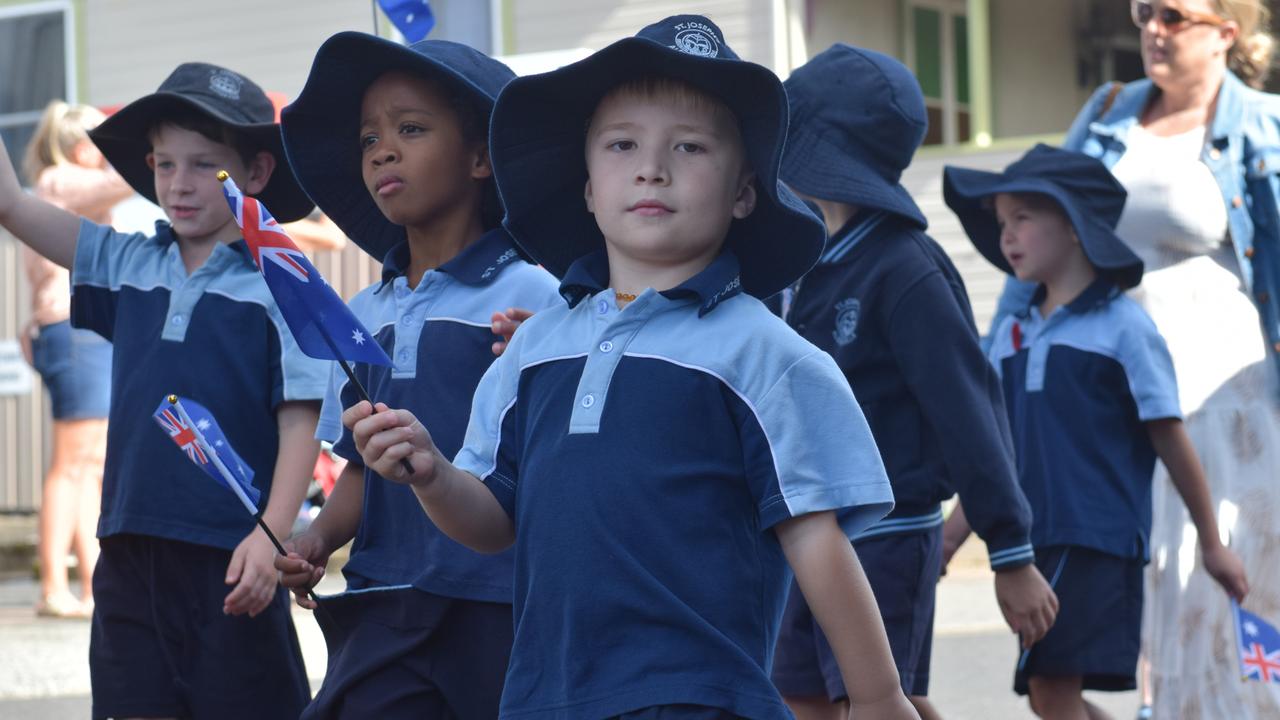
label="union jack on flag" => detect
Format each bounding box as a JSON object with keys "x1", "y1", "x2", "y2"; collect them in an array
[
  {"x1": 155, "y1": 406, "x2": 207, "y2": 464},
  {"x1": 1233, "y1": 600, "x2": 1280, "y2": 684},
  {"x1": 219, "y1": 173, "x2": 392, "y2": 367}
]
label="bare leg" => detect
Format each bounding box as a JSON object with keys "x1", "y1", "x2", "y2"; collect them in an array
[
  {"x1": 1028, "y1": 675, "x2": 1110, "y2": 720},
  {"x1": 909, "y1": 695, "x2": 944, "y2": 720},
  {"x1": 783, "y1": 695, "x2": 847, "y2": 720},
  {"x1": 37, "y1": 418, "x2": 106, "y2": 611},
  {"x1": 70, "y1": 418, "x2": 106, "y2": 602}
]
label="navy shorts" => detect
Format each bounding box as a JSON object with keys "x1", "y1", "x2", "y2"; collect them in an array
[
  {"x1": 89, "y1": 534, "x2": 310, "y2": 720},
  {"x1": 1014, "y1": 545, "x2": 1143, "y2": 695},
  {"x1": 30, "y1": 320, "x2": 111, "y2": 420},
  {"x1": 304, "y1": 586, "x2": 512, "y2": 720},
  {"x1": 611, "y1": 706, "x2": 741, "y2": 718},
  {"x1": 772, "y1": 526, "x2": 941, "y2": 700}
]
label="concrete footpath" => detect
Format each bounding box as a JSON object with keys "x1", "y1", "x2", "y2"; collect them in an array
[{"x1": 0, "y1": 517, "x2": 1139, "y2": 719}]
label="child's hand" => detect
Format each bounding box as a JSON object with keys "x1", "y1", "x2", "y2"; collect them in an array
[
  {"x1": 491, "y1": 307, "x2": 535, "y2": 357},
  {"x1": 994, "y1": 564, "x2": 1059, "y2": 649},
  {"x1": 224, "y1": 526, "x2": 280, "y2": 617},
  {"x1": 1203, "y1": 542, "x2": 1249, "y2": 602},
  {"x1": 274, "y1": 530, "x2": 330, "y2": 610},
  {"x1": 343, "y1": 401, "x2": 438, "y2": 486}
]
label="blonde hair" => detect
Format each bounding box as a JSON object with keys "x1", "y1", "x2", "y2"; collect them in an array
[
  {"x1": 1215, "y1": 0, "x2": 1276, "y2": 88},
  {"x1": 21, "y1": 100, "x2": 106, "y2": 184}
]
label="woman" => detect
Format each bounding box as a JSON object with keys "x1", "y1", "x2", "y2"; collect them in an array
[
  {"x1": 21, "y1": 101, "x2": 131, "y2": 618},
  {"x1": 992, "y1": 1, "x2": 1280, "y2": 716}
]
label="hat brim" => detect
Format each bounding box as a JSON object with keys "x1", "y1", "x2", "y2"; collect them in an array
[
  {"x1": 90, "y1": 93, "x2": 314, "y2": 223},
  {"x1": 282, "y1": 32, "x2": 510, "y2": 262},
  {"x1": 489, "y1": 37, "x2": 824, "y2": 299},
  {"x1": 781, "y1": 126, "x2": 927, "y2": 228},
  {"x1": 942, "y1": 168, "x2": 1143, "y2": 289}
]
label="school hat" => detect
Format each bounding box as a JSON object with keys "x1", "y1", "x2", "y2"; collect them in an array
[
  {"x1": 282, "y1": 32, "x2": 515, "y2": 262},
  {"x1": 782, "y1": 44, "x2": 928, "y2": 227},
  {"x1": 943, "y1": 143, "x2": 1143, "y2": 289},
  {"x1": 90, "y1": 62, "x2": 314, "y2": 223},
  {"x1": 488, "y1": 15, "x2": 825, "y2": 300}
]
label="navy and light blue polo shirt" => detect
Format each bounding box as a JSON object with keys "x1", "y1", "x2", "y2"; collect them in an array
[
  {"x1": 782, "y1": 212, "x2": 1034, "y2": 570},
  {"x1": 316, "y1": 229, "x2": 560, "y2": 601},
  {"x1": 990, "y1": 280, "x2": 1181, "y2": 560},
  {"x1": 454, "y1": 249, "x2": 894, "y2": 719},
  {"x1": 70, "y1": 220, "x2": 330, "y2": 550}
]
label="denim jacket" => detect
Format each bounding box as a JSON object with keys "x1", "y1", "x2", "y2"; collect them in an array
[{"x1": 994, "y1": 71, "x2": 1280, "y2": 399}]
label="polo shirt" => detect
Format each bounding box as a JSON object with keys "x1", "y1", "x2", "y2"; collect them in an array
[
  {"x1": 783, "y1": 212, "x2": 1033, "y2": 570},
  {"x1": 989, "y1": 280, "x2": 1181, "y2": 560},
  {"x1": 316, "y1": 229, "x2": 560, "y2": 601},
  {"x1": 454, "y1": 248, "x2": 895, "y2": 719},
  {"x1": 71, "y1": 219, "x2": 330, "y2": 550}
]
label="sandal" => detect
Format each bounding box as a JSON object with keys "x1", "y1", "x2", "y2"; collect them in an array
[{"x1": 36, "y1": 591, "x2": 92, "y2": 619}]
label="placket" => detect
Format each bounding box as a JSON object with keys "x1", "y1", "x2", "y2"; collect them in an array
[
  {"x1": 391, "y1": 273, "x2": 442, "y2": 379},
  {"x1": 160, "y1": 244, "x2": 232, "y2": 343},
  {"x1": 567, "y1": 292, "x2": 658, "y2": 435},
  {"x1": 1023, "y1": 310, "x2": 1056, "y2": 394}
]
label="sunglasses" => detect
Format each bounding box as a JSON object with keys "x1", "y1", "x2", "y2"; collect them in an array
[{"x1": 1131, "y1": 1, "x2": 1227, "y2": 31}]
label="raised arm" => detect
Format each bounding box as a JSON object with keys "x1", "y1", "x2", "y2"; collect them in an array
[
  {"x1": 344, "y1": 400, "x2": 515, "y2": 553},
  {"x1": 0, "y1": 137, "x2": 84, "y2": 269}
]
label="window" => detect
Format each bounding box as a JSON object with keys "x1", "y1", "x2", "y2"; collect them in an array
[
  {"x1": 0, "y1": 1, "x2": 75, "y2": 183},
  {"x1": 906, "y1": 1, "x2": 970, "y2": 146}
]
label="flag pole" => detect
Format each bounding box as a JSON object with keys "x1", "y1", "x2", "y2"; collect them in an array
[
  {"x1": 371, "y1": 0, "x2": 379, "y2": 35},
  {"x1": 169, "y1": 395, "x2": 323, "y2": 607}
]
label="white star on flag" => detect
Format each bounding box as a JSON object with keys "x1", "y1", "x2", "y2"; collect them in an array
[
  {"x1": 1245, "y1": 621, "x2": 1260, "y2": 636},
  {"x1": 352, "y1": 329, "x2": 366, "y2": 345},
  {"x1": 215, "y1": 440, "x2": 224, "y2": 447},
  {"x1": 196, "y1": 418, "x2": 211, "y2": 431}
]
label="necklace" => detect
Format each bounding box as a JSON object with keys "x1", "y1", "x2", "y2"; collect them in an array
[{"x1": 615, "y1": 291, "x2": 637, "y2": 301}]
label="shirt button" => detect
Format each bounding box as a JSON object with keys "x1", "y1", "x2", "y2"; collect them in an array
[
  {"x1": 1244, "y1": 246, "x2": 1256, "y2": 259},
  {"x1": 599, "y1": 340, "x2": 614, "y2": 353},
  {"x1": 1233, "y1": 196, "x2": 1244, "y2": 209},
  {"x1": 581, "y1": 394, "x2": 595, "y2": 408},
  {"x1": 1209, "y1": 148, "x2": 1222, "y2": 160},
  {"x1": 596, "y1": 299, "x2": 609, "y2": 315},
  {"x1": 171, "y1": 315, "x2": 184, "y2": 325},
  {"x1": 401, "y1": 315, "x2": 414, "y2": 325}
]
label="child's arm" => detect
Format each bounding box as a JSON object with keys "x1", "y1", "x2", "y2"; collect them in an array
[
  {"x1": 344, "y1": 400, "x2": 515, "y2": 553},
  {"x1": 275, "y1": 461, "x2": 364, "y2": 609},
  {"x1": 777, "y1": 511, "x2": 919, "y2": 719},
  {"x1": 0, "y1": 138, "x2": 84, "y2": 269},
  {"x1": 1147, "y1": 418, "x2": 1249, "y2": 601},
  {"x1": 224, "y1": 400, "x2": 321, "y2": 616}
]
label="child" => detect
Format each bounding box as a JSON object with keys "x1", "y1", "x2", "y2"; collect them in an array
[
  {"x1": 0, "y1": 64, "x2": 328, "y2": 718},
  {"x1": 769, "y1": 44, "x2": 1058, "y2": 720},
  {"x1": 347, "y1": 15, "x2": 918, "y2": 720},
  {"x1": 272, "y1": 32, "x2": 560, "y2": 719},
  {"x1": 20, "y1": 100, "x2": 132, "y2": 619},
  {"x1": 942, "y1": 144, "x2": 1250, "y2": 719}
]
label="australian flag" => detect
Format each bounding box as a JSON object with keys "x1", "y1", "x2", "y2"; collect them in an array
[
  {"x1": 153, "y1": 396, "x2": 261, "y2": 511},
  {"x1": 378, "y1": 0, "x2": 435, "y2": 43},
  {"x1": 1233, "y1": 600, "x2": 1280, "y2": 684},
  {"x1": 219, "y1": 175, "x2": 392, "y2": 367}
]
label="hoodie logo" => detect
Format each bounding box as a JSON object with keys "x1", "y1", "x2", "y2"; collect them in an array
[
  {"x1": 671, "y1": 22, "x2": 720, "y2": 57},
  {"x1": 209, "y1": 71, "x2": 243, "y2": 100},
  {"x1": 833, "y1": 298, "x2": 861, "y2": 346}
]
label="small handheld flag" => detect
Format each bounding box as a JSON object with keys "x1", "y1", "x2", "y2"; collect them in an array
[
  {"x1": 377, "y1": 0, "x2": 435, "y2": 42},
  {"x1": 218, "y1": 172, "x2": 414, "y2": 477},
  {"x1": 154, "y1": 395, "x2": 322, "y2": 606},
  {"x1": 1233, "y1": 600, "x2": 1280, "y2": 684}
]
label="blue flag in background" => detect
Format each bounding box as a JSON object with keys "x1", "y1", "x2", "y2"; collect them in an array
[
  {"x1": 1233, "y1": 600, "x2": 1280, "y2": 683},
  {"x1": 378, "y1": 0, "x2": 435, "y2": 42},
  {"x1": 153, "y1": 396, "x2": 261, "y2": 510}
]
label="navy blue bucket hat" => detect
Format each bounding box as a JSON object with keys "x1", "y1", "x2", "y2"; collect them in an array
[
  {"x1": 943, "y1": 144, "x2": 1143, "y2": 289},
  {"x1": 488, "y1": 15, "x2": 825, "y2": 300},
  {"x1": 782, "y1": 44, "x2": 928, "y2": 227},
  {"x1": 281, "y1": 32, "x2": 515, "y2": 262},
  {"x1": 90, "y1": 63, "x2": 314, "y2": 222}
]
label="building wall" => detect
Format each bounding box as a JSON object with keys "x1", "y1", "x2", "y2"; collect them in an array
[
  {"x1": 804, "y1": 0, "x2": 900, "y2": 58},
  {"x1": 989, "y1": 0, "x2": 1090, "y2": 138}
]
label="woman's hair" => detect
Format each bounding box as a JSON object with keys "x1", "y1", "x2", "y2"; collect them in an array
[
  {"x1": 1216, "y1": 0, "x2": 1276, "y2": 88},
  {"x1": 21, "y1": 100, "x2": 106, "y2": 184}
]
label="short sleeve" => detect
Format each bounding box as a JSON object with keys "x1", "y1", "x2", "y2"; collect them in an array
[
  {"x1": 739, "y1": 351, "x2": 894, "y2": 538},
  {"x1": 1118, "y1": 315, "x2": 1182, "y2": 421},
  {"x1": 267, "y1": 305, "x2": 331, "y2": 405},
  {"x1": 316, "y1": 361, "x2": 348, "y2": 444},
  {"x1": 453, "y1": 333, "x2": 525, "y2": 520},
  {"x1": 70, "y1": 219, "x2": 148, "y2": 338}
]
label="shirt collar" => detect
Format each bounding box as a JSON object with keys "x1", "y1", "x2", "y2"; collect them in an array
[
  {"x1": 1024, "y1": 278, "x2": 1119, "y2": 318},
  {"x1": 154, "y1": 220, "x2": 256, "y2": 268},
  {"x1": 819, "y1": 209, "x2": 889, "y2": 265},
  {"x1": 378, "y1": 228, "x2": 522, "y2": 290},
  {"x1": 559, "y1": 248, "x2": 745, "y2": 317}
]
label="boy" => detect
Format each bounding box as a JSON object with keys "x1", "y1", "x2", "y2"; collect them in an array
[
  {"x1": 943, "y1": 144, "x2": 1249, "y2": 719},
  {"x1": 272, "y1": 32, "x2": 560, "y2": 718},
  {"x1": 346, "y1": 15, "x2": 918, "y2": 720},
  {"x1": 0, "y1": 64, "x2": 327, "y2": 718},
  {"x1": 770, "y1": 44, "x2": 1057, "y2": 720}
]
